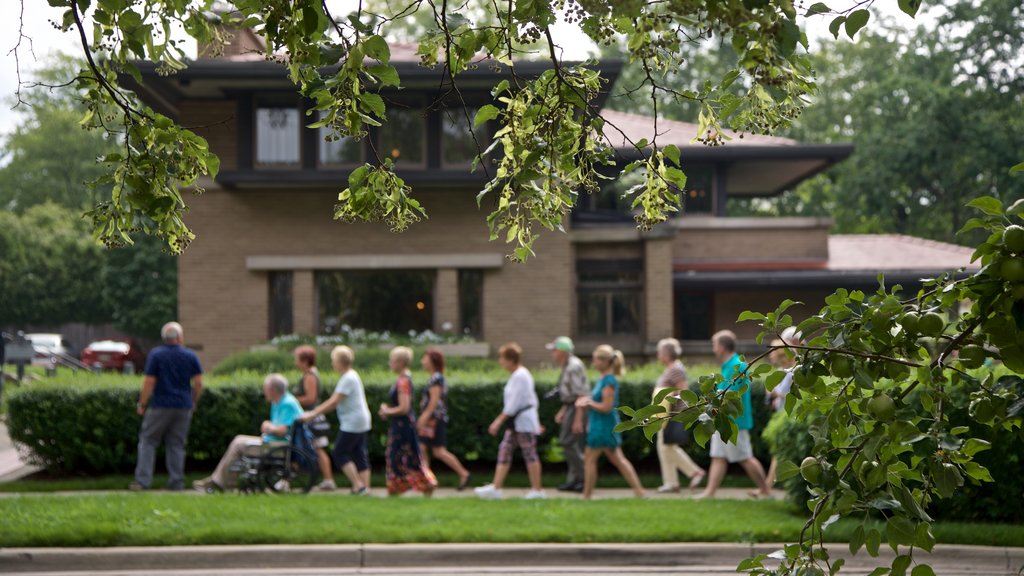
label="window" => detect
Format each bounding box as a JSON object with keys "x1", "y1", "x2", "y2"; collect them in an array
[
  {"x1": 318, "y1": 126, "x2": 363, "y2": 166},
  {"x1": 379, "y1": 106, "x2": 425, "y2": 166},
  {"x1": 682, "y1": 166, "x2": 713, "y2": 214},
  {"x1": 268, "y1": 271, "x2": 294, "y2": 338},
  {"x1": 316, "y1": 270, "x2": 435, "y2": 334},
  {"x1": 442, "y1": 107, "x2": 488, "y2": 166},
  {"x1": 677, "y1": 291, "x2": 712, "y2": 340},
  {"x1": 255, "y1": 107, "x2": 301, "y2": 166},
  {"x1": 576, "y1": 260, "x2": 643, "y2": 336},
  {"x1": 458, "y1": 269, "x2": 483, "y2": 337}
]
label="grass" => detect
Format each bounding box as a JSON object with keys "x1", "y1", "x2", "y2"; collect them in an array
[
  {"x1": 0, "y1": 470, "x2": 756, "y2": 493},
  {"x1": 1, "y1": 494, "x2": 1022, "y2": 548}
]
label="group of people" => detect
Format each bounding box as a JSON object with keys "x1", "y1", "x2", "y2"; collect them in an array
[{"x1": 132, "y1": 321, "x2": 786, "y2": 500}]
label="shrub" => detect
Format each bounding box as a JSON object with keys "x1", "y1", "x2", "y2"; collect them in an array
[
  {"x1": 212, "y1": 347, "x2": 498, "y2": 377},
  {"x1": 768, "y1": 369, "x2": 1024, "y2": 523},
  {"x1": 3, "y1": 366, "x2": 773, "y2": 476}
]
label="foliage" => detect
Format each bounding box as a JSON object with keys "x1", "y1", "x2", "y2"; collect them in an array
[
  {"x1": 22, "y1": 0, "x2": 826, "y2": 258},
  {"x1": 3, "y1": 494, "x2": 1024, "y2": 548},
  {"x1": 733, "y1": 0, "x2": 1024, "y2": 243},
  {"x1": 0, "y1": 203, "x2": 111, "y2": 325},
  {"x1": 621, "y1": 199, "x2": 1024, "y2": 575},
  {"x1": 4, "y1": 365, "x2": 765, "y2": 474},
  {"x1": 98, "y1": 234, "x2": 178, "y2": 337}
]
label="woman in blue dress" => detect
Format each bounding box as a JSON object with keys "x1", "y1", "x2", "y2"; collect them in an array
[
  {"x1": 377, "y1": 346, "x2": 437, "y2": 496},
  {"x1": 575, "y1": 345, "x2": 645, "y2": 500}
]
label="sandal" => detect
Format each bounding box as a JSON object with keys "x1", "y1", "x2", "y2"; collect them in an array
[{"x1": 457, "y1": 473, "x2": 473, "y2": 492}]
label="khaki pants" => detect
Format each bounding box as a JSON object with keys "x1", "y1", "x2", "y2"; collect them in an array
[
  {"x1": 211, "y1": 435, "x2": 264, "y2": 488},
  {"x1": 653, "y1": 387, "x2": 702, "y2": 487}
]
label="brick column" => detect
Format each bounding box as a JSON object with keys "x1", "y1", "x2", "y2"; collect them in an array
[
  {"x1": 293, "y1": 270, "x2": 316, "y2": 335},
  {"x1": 434, "y1": 268, "x2": 459, "y2": 334},
  {"x1": 644, "y1": 238, "x2": 674, "y2": 344}
]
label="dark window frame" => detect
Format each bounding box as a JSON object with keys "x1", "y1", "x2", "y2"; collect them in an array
[
  {"x1": 252, "y1": 93, "x2": 304, "y2": 170},
  {"x1": 576, "y1": 259, "x2": 644, "y2": 337},
  {"x1": 375, "y1": 95, "x2": 428, "y2": 170}
]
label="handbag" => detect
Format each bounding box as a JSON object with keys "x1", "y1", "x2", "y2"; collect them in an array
[
  {"x1": 307, "y1": 414, "x2": 332, "y2": 437},
  {"x1": 663, "y1": 419, "x2": 691, "y2": 446}
]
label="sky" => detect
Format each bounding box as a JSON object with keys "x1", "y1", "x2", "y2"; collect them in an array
[{"x1": 0, "y1": 1, "x2": 924, "y2": 136}]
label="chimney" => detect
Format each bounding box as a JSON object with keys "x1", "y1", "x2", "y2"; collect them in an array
[{"x1": 197, "y1": 9, "x2": 266, "y2": 60}]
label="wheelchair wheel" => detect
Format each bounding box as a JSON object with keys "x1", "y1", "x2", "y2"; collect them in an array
[{"x1": 260, "y1": 445, "x2": 319, "y2": 494}]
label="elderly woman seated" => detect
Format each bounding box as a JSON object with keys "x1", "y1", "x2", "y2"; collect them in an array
[{"x1": 193, "y1": 373, "x2": 303, "y2": 492}]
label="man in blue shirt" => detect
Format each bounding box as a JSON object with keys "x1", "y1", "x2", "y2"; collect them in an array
[
  {"x1": 132, "y1": 322, "x2": 203, "y2": 491},
  {"x1": 193, "y1": 373, "x2": 303, "y2": 491},
  {"x1": 698, "y1": 330, "x2": 772, "y2": 499}
]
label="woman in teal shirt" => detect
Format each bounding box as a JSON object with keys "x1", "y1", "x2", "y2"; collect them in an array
[{"x1": 575, "y1": 345, "x2": 645, "y2": 500}]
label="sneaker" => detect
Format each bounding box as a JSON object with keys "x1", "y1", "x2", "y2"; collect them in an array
[
  {"x1": 657, "y1": 484, "x2": 681, "y2": 494},
  {"x1": 351, "y1": 486, "x2": 370, "y2": 496},
  {"x1": 272, "y1": 479, "x2": 291, "y2": 492},
  {"x1": 474, "y1": 483, "x2": 503, "y2": 500},
  {"x1": 128, "y1": 481, "x2": 147, "y2": 491},
  {"x1": 192, "y1": 477, "x2": 222, "y2": 493},
  {"x1": 314, "y1": 480, "x2": 337, "y2": 492},
  {"x1": 525, "y1": 489, "x2": 547, "y2": 500}
]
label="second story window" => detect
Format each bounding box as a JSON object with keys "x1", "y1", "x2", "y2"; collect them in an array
[
  {"x1": 576, "y1": 260, "x2": 643, "y2": 337},
  {"x1": 379, "y1": 106, "x2": 425, "y2": 167},
  {"x1": 442, "y1": 107, "x2": 487, "y2": 166},
  {"x1": 255, "y1": 107, "x2": 300, "y2": 166}
]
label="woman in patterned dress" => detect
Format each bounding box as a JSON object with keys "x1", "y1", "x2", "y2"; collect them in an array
[
  {"x1": 378, "y1": 346, "x2": 437, "y2": 496},
  {"x1": 575, "y1": 345, "x2": 645, "y2": 500},
  {"x1": 417, "y1": 348, "x2": 472, "y2": 490}
]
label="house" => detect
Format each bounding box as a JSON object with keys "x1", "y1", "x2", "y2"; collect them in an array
[{"x1": 122, "y1": 35, "x2": 977, "y2": 366}]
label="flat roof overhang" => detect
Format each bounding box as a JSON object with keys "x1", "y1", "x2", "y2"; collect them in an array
[
  {"x1": 673, "y1": 268, "x2": 974, "y2": 290},
  {"x1": 615, "y1": 144, "x2": 855, "y2": 198},
  {"x1": 121, "y1": 59, "x2": 624, "y2": 119}
]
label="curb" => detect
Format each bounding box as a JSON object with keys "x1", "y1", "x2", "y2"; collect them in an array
[{"x1": 1, "y1": 543, "x2": 1022, "y2": 573}]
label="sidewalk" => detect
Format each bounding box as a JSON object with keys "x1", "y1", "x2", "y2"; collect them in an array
[
  {"x1": 0, "y1": 422, "x2": 39, "y2": 482},
  {"x1": 1, "y1": 543, "x2": 1022, "y2": 574}
]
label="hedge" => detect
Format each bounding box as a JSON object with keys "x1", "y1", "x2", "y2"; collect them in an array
[
  {"x1": 211, "y1": 348, "x2": 499, "y2": 377},
  {"x1": 4, "y1": 367, "x2": 773, "y2": 475},
  {"x1": 769, "y1": 370, "x2": 1024, "y2": 523}
]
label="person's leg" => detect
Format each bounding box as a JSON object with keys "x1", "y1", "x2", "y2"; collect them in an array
[
  {"x1": 134, "y1": 409, "x2": 170, "y2": 488},
  {"x1": 492, "y1": 463, "x2": 511, "y2": 489},
  {"x1": 491, "y1": 429, "x2": 515, "y2": 489},
  {"x1": 582, "y1": 447, "x2": 600, "y2": 500},
  {"x1": 211, "y1": 435, "x2": 262, "y2": 488},
  {"x1": 655, "y1": 429, "x2": 679, "y2": 489},
  {"x1": 559, "y1": 412, "x2": 584, "y2": 486},
  {"x1": 699, "y1": 458, "x2": 727, "y2": 498},
  {"x1": 163, "y1": 409, "x2": 193, "y2": 490},
  {"x1": 765, "y1": 457, "x2": 778, "y2": 489},
  {"x1": 607, "y1": 448, "x2": 645, "y2": 497},
  {"x1": 432, "y1": 446, "x2": 470, "y2": 479},
  {"x1": 316, "y1": 446, "x2": 334, "y2": 483},
  {"x1": 740, "y1": 458, "x2": 772, "y2": 496}
]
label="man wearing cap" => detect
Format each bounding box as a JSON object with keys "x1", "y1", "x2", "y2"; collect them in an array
[{"x1": 547, "y1": 336, "x2": 589, "y2": 492}]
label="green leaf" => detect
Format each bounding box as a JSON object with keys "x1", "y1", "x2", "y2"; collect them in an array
[
  {"x1": 897, "y1": 0, "x2": 921, "y2": 17},
  {"x1": 776, "y1": 460, "x2": 800, "y2": 482},
  {"x1": 961, "y1": 438, "x2": 991, "y2": 457},
  {"x1": 886, "y1": 516, "x2": 917, "y2": 549},
  {"x1": 911, "y1": 565, "x2": 936, "y2": 576},
  {"x1": 738, "y1": 311, "x2": 767, "y2": 322},
  {"x1": 966, "y1": 196, "x2": 1004, "y2": 216},
  {"x1": 806, "y1": 2, "x2": 830, "y2": 15},
  {"x1": 866, "y1": 528, "x2": 882, "y2": 556},
  {"x1": 844, "y1": 9, "x2": 870, "y2": 38},
  {"x1": 366, "y1": 64, "x2": 400, "y2": 87},
  {"x1": 1011, "y1": 161, "x2": 1024, "y2": 174},
  {"x1": 474, "y1": 105, "x2": 501, "y2": 127},
  {"x1": 829, "y1": 16, "x2": 846, "y2": 39},
  {"x1": 849, "y1": 524, "x2": 865, "y2": 555},
  {"x1": 891, "y1": 555, "x2": 912, "y2": 576},
  {"x1": 662, "y1": 144, "x2": 681, "y2": 166},
  {"x1": 362, "y1": 35, "x2": 390, "y2": 63},
  {"x1": 962, "y1": 461, "x2": 994, "y2": 482}
]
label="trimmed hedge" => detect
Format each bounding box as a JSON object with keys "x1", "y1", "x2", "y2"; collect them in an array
[
  {"x1": 211, "y1": 348, "x2": 499, "y2": 376},
  {"x1": 769, "y1": 372, "x2": 1024, "y2": 523},
  {"x1": 5, "y1": 368, "x2": 773, "y2": 475}
]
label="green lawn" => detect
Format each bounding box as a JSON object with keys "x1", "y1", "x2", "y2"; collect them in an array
[
  {"x1": 1, "y1": 494, "x2": 1022, "y2": 548},
  {"x1": 0, "y1": 470, "x2": 756, "y2": 493}
]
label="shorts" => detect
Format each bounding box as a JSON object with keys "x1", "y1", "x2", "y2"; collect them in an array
[
  {"x1": 418, "y1": 420, "x2": 448, "y2": 448},
  {"x1": 709, "y1": 430, "x2": 753, "y2": 463},
  {"x1": 497, "y1": 429, "x2": 539, "y2": 465},
  {"x1": 332, "y1": 430, "x2": 370, "y2": 472}
]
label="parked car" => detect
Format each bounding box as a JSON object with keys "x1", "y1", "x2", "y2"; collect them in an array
[
  {"x1": 25, "y1": 333, "x2": 71, "y2": 368},
  {"x1": 80, "y1": 340, "x2": 147, "y2": 372}
]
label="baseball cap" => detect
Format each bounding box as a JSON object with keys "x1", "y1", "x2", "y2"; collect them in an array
[{"x1": 545, "y1": 336, "x2": 574, "y2": 352}]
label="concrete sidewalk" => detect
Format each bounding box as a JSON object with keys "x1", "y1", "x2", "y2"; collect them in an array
[
  {"x1": 1, "y1": 543, "x2": 1022, "y2": 574},
  {"x1": 0, "y1": 422, "x2": 39, "y2": 482}
]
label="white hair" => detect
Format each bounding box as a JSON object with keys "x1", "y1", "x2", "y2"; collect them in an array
[
  {"x1": 657, "y1": 338, "x2": 683, "y2": 359},
  {"x1": 264, "y1": 373, "x2": 288, "y2": 394},
  {"x1": 161, "y1": 322, "x2": 184, "y2": 343}
]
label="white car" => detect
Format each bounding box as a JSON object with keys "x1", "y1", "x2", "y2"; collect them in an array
[{"x1": 25, "y1": 333, "x2": 71, "y2": 368}]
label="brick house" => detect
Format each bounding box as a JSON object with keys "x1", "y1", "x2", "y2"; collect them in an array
[{"x1": 124, "y1": 39, "x2": 976, "y2": 366}]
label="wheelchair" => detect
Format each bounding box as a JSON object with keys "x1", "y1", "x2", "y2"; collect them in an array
[{"x1": 230, "y1": 421, "x2": 321, "y2": 494}]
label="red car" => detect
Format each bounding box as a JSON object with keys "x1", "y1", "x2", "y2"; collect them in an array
[{"x1": 81, "y1": 340, "x2": 147, "y2": 372}]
